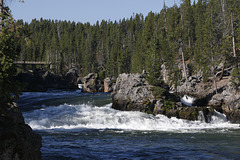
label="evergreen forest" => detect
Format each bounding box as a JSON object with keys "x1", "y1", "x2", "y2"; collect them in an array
[{"x1": 15, "y1": 0, "x2": 240, "y2": 86}]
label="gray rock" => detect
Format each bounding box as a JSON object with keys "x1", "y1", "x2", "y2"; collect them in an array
[
  {"x1": 207, "y1": 81, "x2": 240, "y2": 123},
  {"x1": 208, "y1": 94, "x2": 224, "y2": 107},
  {"x1": 111, "y1": 73, "x2": 214, "y2": 122},
  {"x1": 82, "y1": 73, "x2": 104, "y2": 93},
  {"x1": 112, "y1": 73, "x2": 153, "y2": 111},
  {"x1": 63, "y1": 68, "x2": 79, "y2": 89}
]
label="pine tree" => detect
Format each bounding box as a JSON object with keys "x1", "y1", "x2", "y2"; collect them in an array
[
  {"x1": 194, "y1": 0, "x2": 206, "y2": 71},
  {"x1": 143, "y1": 12, "x2": 155, "y2": 73},
  {"x1": 201, "y1": 0, "x2": 222, "y2": 93}
]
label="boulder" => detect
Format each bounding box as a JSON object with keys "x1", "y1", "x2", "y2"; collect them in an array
[
  {"x1": 104, "y1": 78, "x2": 113, "y2": 93},
  {"x1": 81, "y1": 73, "x2": 104, "y2": 93},
  {"x1": 63, "y1": 68, "x2": 79, "y2": 89},
  {"x1": 112, "y1": 73, "x2": 154, "y2": 112},
  {"x1": 0, "y1": 103, "x2": 42, "y2": 159}
]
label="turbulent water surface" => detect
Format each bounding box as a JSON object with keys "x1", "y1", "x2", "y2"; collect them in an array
[{"x1": 17, "y1": 90, "x2": 240, "y2": 160}]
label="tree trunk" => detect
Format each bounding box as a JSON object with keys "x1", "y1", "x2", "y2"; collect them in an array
[
  {"x1": 0, "y1": 0, "x2": 3, "y2": 31},
  {"x1": 220, "y1": 0, "x2": 226, "y2": 25},
  {"x1": 188, "y1": 28, "x2": 191, "y2": 49},
  {"x1": 231, "y1": 9, "x2": 236, "y2": 58},
  {"x1": 210, "y1": 7, "x2": 217, "y2": 94},
  {"x1": 218, "y1": 63, "x2": 225, "y2": 81},
  {"x1": 180, "y1": 40, "x2": 188, "y2": 81},
  {"x1": 180, "y1": 2, "x2": 188, "y2": 82},
  {"x1": 163, "y1": 0, "x2": 167, "y2": 32}
]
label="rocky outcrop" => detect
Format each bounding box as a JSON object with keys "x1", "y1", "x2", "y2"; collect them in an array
[
  {"x1": 14, "y1": 69, "x2": 109, "y2": 93},
  {"x1": 174, "y1": 71, "x2": 240, "y2": 123},
  {"x1": 0, "y1": 103, "x2": 42, "y2": 159},
  {"x1": 153, "y1": 101, "x2": 214, "y2": 122},
  {"x1": 14, "y1": 68, "x2": 81, "y2": 91},
  {"x1": 81, "y1": 73, "x2": 104, "y2": 93},
  {"x1": 112, "y1": 73, "x2": 154, "y2": 112},
  {"x1": 177, "y1": 74, "x2": 203, "y2": 97},
  {"x1": 111, "y1": 73, "x2": 214, "y2": 122},
  {"x1": 208, "y1": 82, "x2": 240, "y2": 123},
  {"x1": 63, "y1": 68, "x2": 79, "y2": 89}
]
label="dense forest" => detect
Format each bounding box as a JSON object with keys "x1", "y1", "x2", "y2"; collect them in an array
[{"x1": 15, "y1": 0, "x2": 240, "y2": 87}]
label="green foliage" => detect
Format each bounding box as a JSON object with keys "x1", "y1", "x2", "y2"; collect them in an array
[
  {"x1": 0, "y1": 15, "x2": 21, "y2": 106},
  {"x1": 163, "y1": 100, "x2": 175, "y2": 111},
  {"x1": 150, "y1": 86, "x2": 166, "y2": 100},
  {"x1": 146, "y1": 74, "x2": 164, "y2": 86},
  {"x1": 231, "y1": 63, "x2": 240, "y2": 88}
]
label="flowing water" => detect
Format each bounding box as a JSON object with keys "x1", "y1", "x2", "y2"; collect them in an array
[{"x1": 17, "y1": 91, "x2": 240, "y2": 160}]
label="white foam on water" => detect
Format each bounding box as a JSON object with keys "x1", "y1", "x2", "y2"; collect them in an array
[
  {"x1": 23, "y1": 103, "x2": 239, "y2": 132},
  {"x1": 181, "y1": 95, "x2": 195, "y2": 106}
]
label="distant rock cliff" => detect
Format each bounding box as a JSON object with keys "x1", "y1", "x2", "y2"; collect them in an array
[
  {"x1": 0, "y1": 103, "x2": 42, "y2": 160},
  {"x1": 14, "y1": 68, "x2": 80, "y2": 91},
  {"x1": 14, "y1": 69, "x2": 113, "y2": 93}
]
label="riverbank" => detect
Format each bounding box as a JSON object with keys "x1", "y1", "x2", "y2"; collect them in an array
[
  {"x1": 14, "y1": 69, "x2": 113, "y2": 93},
  {"x1": 14, "y1": 69, "x2": 240, "y2": 123}
]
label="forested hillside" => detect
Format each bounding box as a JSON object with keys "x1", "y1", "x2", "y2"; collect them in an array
[{"x1": 15, "y1": 0, "x2": 240, "y2": 86}]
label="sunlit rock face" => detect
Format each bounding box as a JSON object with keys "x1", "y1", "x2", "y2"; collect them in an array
[
  {"x1": 208, "y1": 82, "x2": 240, "y2": 123},
  {"x1": 111, "y1": 73, "x2": 154, "y2": 112},
  {"x1": 81, "y1": 73, "x2": 104, "y2": 93},
  {"x1": 111, "y1": 73, "x2": 215, "y2": 122}
]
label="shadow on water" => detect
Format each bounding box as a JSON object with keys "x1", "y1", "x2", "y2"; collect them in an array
[{"x1": 17, "y1": 91, "x2": 112, "y2": 112}]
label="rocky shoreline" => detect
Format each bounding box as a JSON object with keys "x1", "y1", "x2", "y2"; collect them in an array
[
  {"x1": 112, "y1": 73, "x2": 240, "y2": 123},
  {"x1": 14, "y1": 69, "x2": 113, "y2": 93},
  {"x1": 14, "y1": 69, "x2": 240, "y2": 123}
]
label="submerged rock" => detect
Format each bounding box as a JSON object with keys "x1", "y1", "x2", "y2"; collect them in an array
[{"x1": 0, "y1": 103, "x2": 42, "y2": 159}]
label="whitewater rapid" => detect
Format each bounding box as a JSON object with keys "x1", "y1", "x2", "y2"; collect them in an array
[{"x1": 23, "y1": 103, "x2": 239, "y2": 132}]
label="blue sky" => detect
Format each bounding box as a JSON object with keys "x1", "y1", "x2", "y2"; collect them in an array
[{"x1": 8, "y1": 0, "x2": 178, "y2": 24}]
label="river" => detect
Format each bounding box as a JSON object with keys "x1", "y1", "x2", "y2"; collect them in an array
[{"x1": 17, "y1": 90, "x2": 240, "y2": 160}]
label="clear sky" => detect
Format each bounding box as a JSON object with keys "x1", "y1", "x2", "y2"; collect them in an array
[{"x1": 7, "y1": 0, "x2": 179, "y2": 25}]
